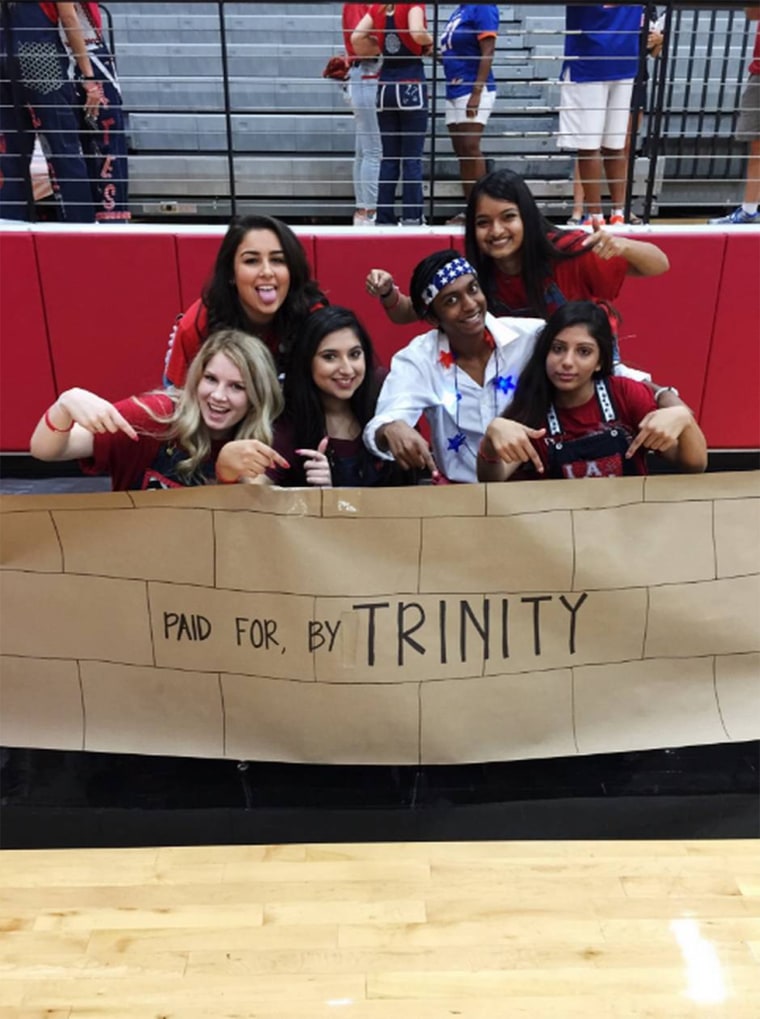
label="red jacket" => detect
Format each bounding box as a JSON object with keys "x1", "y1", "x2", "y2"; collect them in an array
[
  {"x1": 367, "y1": 3, "x2": 427, "y2": 56},
  {"x1": 342, "y1": 3, "x2": 372, "y2": 60}
]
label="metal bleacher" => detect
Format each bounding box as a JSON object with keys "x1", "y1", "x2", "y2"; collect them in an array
[{"x1": 106, "y1": 2, "x2": 754, "y2": 223}]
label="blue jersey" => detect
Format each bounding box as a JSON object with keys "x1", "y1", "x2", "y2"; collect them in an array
[
  {"x1": 562, "y1": 4, "x2": 643, "y2": 83},
  {"x1": 440, "y1": 4, "x2": 499, "y2": 99}
]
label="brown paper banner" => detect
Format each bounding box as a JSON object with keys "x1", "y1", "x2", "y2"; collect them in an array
[{"x1": 1, "y1": 474, "x2": 758, "y2": 764}]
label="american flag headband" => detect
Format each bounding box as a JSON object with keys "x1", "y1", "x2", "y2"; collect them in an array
[{"x1": 421, "y1": 257, "x2": 477, "y2": 310}]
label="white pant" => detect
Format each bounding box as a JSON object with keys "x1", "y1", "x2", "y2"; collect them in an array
[
  {"x1": 557, "y1": 76, "x2": 634, "y2": 150},
  {"x1": 445, "y1": 88, "x2": 496, "y2": 127}
]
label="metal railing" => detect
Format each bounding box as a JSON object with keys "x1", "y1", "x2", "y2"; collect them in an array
[{"x1": 1, "y1": 1, "x2": 755, "y2": 224}]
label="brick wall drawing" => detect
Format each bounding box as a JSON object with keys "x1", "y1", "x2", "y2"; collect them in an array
[{"x1": 1, "y1": 474, "x2": 758, "y2": 764}]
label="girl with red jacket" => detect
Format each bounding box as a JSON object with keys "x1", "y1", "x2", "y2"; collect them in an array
[{"x1": 352, "y1": 4, "x2": 433, "y2": 225}]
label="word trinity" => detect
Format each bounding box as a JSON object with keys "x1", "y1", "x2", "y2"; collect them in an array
[{"x1": 351, "y1": 594, "x2": 589, "y2": 666}]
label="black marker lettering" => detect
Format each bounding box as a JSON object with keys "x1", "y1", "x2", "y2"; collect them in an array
[
  {"x1": 559, "y1": 592, "x2": 588, "y2": 654},
  {"x1": 352, "y1": 602, "x2": 391, "y2": 666}
]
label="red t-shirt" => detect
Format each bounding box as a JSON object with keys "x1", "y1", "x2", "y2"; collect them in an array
[
  {"x1": 80, "y1": 392, "x2": 223, "y2": 491},
  {"x1": 517, "y1": 376, "x2": 657, "y2": 479},
  {"x1": 163, "y1": 298, "x2": 278, "y2": 388},
  {"x1": 342, "y1": 3, "x2": 372, "y2": 59},
  {"x1": 163, "y1": 296, "x2": 326, "y2": 388},
  {"x1": 494, "y1": 229, "x2": 628, "y2": 316}
]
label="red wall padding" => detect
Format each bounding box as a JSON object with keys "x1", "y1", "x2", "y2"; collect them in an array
[
  {"x1": 699, "y1": 233, "x2": 760, "y2": 448},
  {"x1": 1, "y1": 228, "x2": 757, "y2": 452},
  {"x1": 175, "y1": 234, "x2": 223, "y2": 309},
  {"x1": 613, "y1": 234, "x2": 726, "y2": 432},
  {"x1": 314, "y1": 232, "x2": 454, "y2": 366},
  {"x1": 0, "y1": 234, "x2": 58, "y2": 451},
  {"x1": 33, "y1": 233, "x2": 182, "y2": 404}
]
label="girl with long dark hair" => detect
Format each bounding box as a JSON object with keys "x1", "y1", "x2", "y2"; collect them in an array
[
  {"x1": 366, "y1": 167, "x2": 668, "y2": 325},
  {"x1": 164, "y1": 214, "x2": 327, "y2": 387},
  {"x1": 476, "y1": 301, "x2": 706, "y2": 482},
  {"x1": 268, "y1": 306, "x2": 401, "y2": 487}
]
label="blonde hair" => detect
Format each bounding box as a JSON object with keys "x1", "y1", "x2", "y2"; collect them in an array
[{"x1": 139, "y1": 329, "x2": 283, "y2": 483}]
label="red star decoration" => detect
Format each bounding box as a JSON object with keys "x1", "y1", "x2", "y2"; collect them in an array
[{"x1": 439, "y1": 350, "x2": 455, "y2": 369}]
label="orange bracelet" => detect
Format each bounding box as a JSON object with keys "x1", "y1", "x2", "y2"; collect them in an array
[{"x1": 44, "y1": 408, "x2": 74, "y2": 433}]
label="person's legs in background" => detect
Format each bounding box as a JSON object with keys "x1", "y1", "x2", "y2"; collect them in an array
[
  {"x1": 26, "y1": 84, "x2": 95, "y2": 223},
  {"x1": 78, "y1": 43, "x2": 131, "y2": 222},
  {"x1": 744, "y1": 138, "x2": 760, "y2": 212},
  {"x1": 349, "y1": 72, "x2": 381, "y2": 225},
  {"x1": 567, "y1": 160, "x2": 586, "y2": 225},
  {"x1": 376, "y1": 93, "x2": 402, "y2": 225},
  {"x1": 9, "y1": 5, "x2": 94, "y2": 223},
  {"x1": 398, "y1": 85, "x2": 428, "y2": 225},
  {"x1": 558, "y1": 77, "x2": 606, "y2": 224},
  {"x1": 0, "y1": 57, "x2": 35, "y2": 220},
  {"x1": 449, "y1": 122, "x2": 485, "y2": 196},
  {"x1": 445, "y1": 89, "x2": 494, "y2": 221},
  {"x1": 709, "y1": 75, "x2": 760, "y2": 225},
  {"x1": 601, "y1": 78, "x2": 634, "y2": 225}
]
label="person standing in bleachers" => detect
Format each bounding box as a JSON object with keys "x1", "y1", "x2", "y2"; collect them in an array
[
  {"x1": 352, "y1": 4, "x2": 433, "y2": 226},
  {"x1": 709, "y1": 6, "x2": 760, "y2": 225},
  {"x1": 0, "y1": 2, "x2": 98, "y2": 222},
  {"x1": 61, "y1": 2, "x2": 131, "y2": 222},
  {"x1": 438, "y1": 3, "x2": 499, "y2": 224},
  {"x1": 341, "y1": 3, "x2": 382, "y2": 226},
  {"x1": 556, "y1": 3, "x2": 643, "y2": 227}
]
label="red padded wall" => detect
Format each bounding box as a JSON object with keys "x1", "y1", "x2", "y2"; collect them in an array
[
  {"x1": 3, "y1": 226, "x2": 758, "y2": 454},
  {"x1": 0, "y1": 233, "x2": 58, "y2": 451},
  {"x1": 614, "y1": 233, "x2": 726, "y2": 414},
  {"x1": 314, "y1": 232, "x2": 456, "y2": 366},
  {"x1": 34, "y1": 232, "x2": 182, "y2": 401},
  {"x1": 699, "y1": 233, "x2": 760, "y2": 448},
  {"x1": 175, "y1": 233, "x2": 225, "y2": 309}
]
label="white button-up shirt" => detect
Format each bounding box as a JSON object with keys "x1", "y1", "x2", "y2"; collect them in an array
[{"x1": 364, "y1": 313, "x2": 546, "y2": 483}]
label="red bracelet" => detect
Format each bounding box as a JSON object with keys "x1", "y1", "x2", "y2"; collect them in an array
[
  {"x1": 477, "y1": 439, "x2": 500, "y2": 464},
  {"x1": 44, "y1": 408, "x2": 74, "y2": 433}
]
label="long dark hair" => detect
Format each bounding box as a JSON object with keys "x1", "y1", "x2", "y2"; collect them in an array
[
  {"x1": 282, "y1": 305, "x2": 380, "y2": 451},
  {"x1": 465, "y1": 169, "x2": 583, "y2": 319},
  {"x1": 506, "y1": 301, "x2": 617, "y2": 429},
  {"x1": 202, "y1": 214, "x2": 327, "y2": 364}
]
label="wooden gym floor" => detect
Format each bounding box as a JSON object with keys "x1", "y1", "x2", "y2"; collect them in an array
[{"x1": 1, "y1": 838, "x2": 758, "y2": 1018}]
